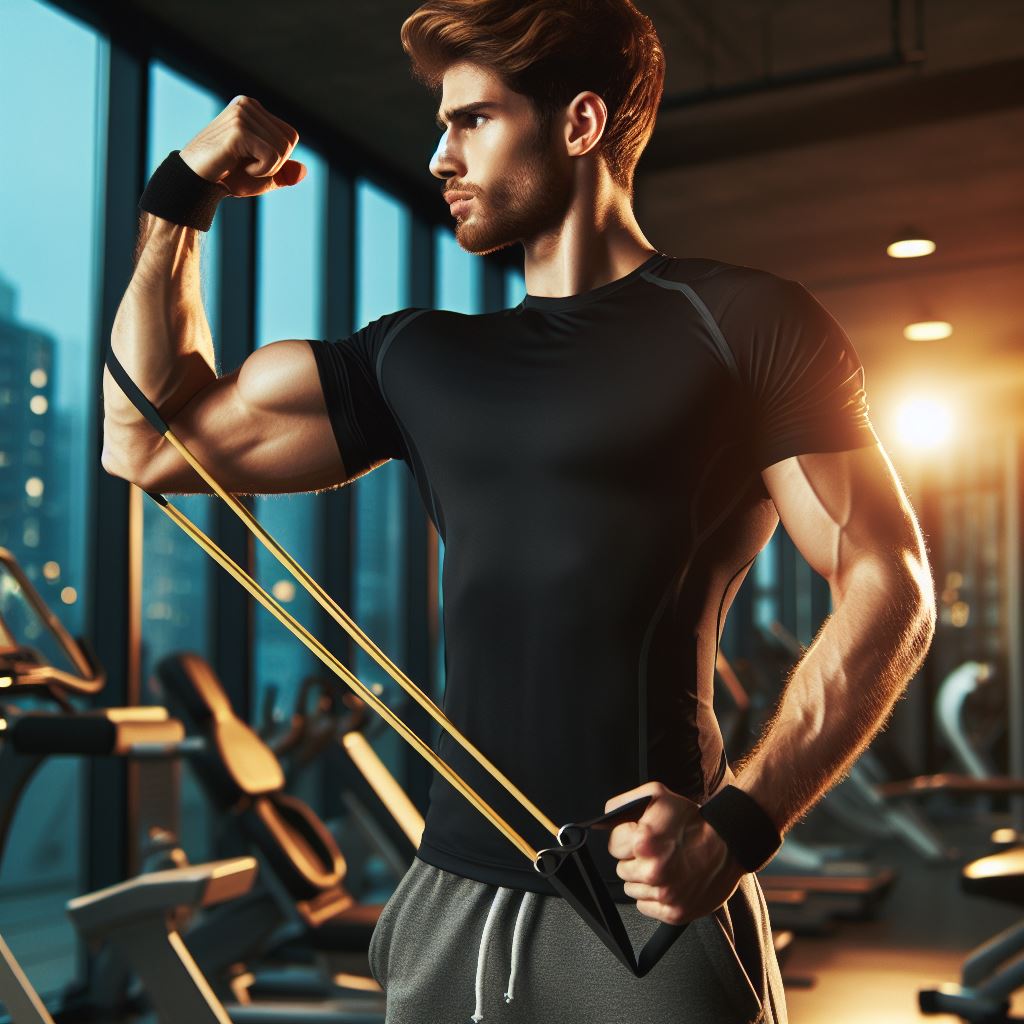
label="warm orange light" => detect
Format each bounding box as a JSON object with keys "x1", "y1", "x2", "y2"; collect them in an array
[
  {"x1": 271, "y1": 580, "x2": 296, "y2": 602},
  {"x1": 332, "y1": 973, "x2": 383, "y2": 993},
  {"x1": 887, "y1": 238, "x2": 936, "y2": 258},
  {"x1": 895, "y1": 397, "x2": 953, "y2": 450},
  {"x1": 904, "y1": 320, "x2": 953, "y2": 341},
  {"x1": 60, "y1": 586, "x2": 77, "y2": 605}
]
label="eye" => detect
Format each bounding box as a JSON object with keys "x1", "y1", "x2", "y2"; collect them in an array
[{"x1": 436, "y1": 113, "x2": 487, "y2": 134}]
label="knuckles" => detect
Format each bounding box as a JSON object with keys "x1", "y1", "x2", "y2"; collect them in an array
[{"x1": 662, "y1": 904, "x2": 687, "y2": 926}]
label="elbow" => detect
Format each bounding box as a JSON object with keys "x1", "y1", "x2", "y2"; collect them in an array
[
  {"x1": 903, "y1": 543, "x2": 938, "y2": 651},
  {"x1": 100, "y1": 443, "x2": 145, "y2": 488},
  {"x1": 884, "y1": 557, "x2": 938, "y2": 663},
  {"x1": 838, "y1": 550, "x2": 937, "y2": 654}
]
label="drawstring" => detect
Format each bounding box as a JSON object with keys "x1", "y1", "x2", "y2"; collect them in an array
[
  {"x1": 505, "y1": 889, "x2": 534, "y2": 1004},
  {"x1": 471, "y1": 887, "x2": 510, "y2": 1022},
  {"x1": 470, "y1": 886, "x2": 536, "y2": 1021}
]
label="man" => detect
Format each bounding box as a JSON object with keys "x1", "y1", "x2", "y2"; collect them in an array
[{"x1": 102, "y1": 1, "x2": 936, "y2": 1021}]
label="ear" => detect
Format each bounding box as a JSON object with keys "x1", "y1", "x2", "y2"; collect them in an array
[{"x1": 563, "y1": 90, "x2": 608, "y2": 158}]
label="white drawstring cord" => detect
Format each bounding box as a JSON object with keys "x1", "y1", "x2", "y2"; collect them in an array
[
  {"x1": 504, "y1": 891, "x2": 534, "y2": 1004},
  {"x1": 471, "y1": 886, "x2": 512, "y2": 1022}
]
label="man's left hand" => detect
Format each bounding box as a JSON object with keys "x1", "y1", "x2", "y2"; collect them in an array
[{"x1": 605, "y1": 780, "x2": 746, "y2": 925}]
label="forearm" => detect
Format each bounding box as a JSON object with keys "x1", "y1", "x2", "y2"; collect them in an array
[
  {"x1": 101, "y1": 211, "x2": 218, "y2": 478},
  {"x1": 732, "y1": 559, "x2": 936, "y2": 835}
]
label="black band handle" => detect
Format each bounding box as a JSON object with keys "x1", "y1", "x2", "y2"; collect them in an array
[{"x1": 536, "y1": 794, "x2": 687, "y2": 977}]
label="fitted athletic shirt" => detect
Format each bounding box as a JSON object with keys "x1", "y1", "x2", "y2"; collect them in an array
[{"x1": 308, "y1": 252, "x2": 878, "y2": 903}]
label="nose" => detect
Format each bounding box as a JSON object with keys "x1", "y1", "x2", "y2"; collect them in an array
[{"x1": 429, "y1": 128, "x2": 463, "y2": 181}]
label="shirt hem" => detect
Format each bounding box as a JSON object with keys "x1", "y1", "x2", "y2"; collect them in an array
[{"x1": 415, "y1": 837, "x2": 635, "y2": 905}]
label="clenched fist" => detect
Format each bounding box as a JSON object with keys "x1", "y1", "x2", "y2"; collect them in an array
[{"x1": 179, "y1": 95, "x2": 307, "y2": 197}]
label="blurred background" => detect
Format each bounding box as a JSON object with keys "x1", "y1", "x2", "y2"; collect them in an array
[{"x1": 0, "y1": 1, "x2": 1022, "y2": 1021}]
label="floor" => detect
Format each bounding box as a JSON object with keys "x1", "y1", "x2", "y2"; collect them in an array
[{"x1": 780, "y1": 819, "x2": 1022, "y2": 1023}]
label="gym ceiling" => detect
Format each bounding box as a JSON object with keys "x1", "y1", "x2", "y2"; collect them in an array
[{"x1": 101, "y1": 0, "x2": 1024, "y2": 435}]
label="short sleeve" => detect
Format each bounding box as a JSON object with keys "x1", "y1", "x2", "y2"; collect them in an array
[
  {"x1": 306, "y1": 311, "x2": 410, "y2": 477},
  {"x1": 723, "y1": 273, "x2": 878, "y2": 472}
]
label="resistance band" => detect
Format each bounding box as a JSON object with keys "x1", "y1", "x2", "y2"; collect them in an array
[{"x1": 105, "y1": 347, "x2": 687, "y2": 976}]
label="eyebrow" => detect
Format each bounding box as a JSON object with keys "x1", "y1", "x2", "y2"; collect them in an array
[{"x1": 435, "y1": 101, "x2": 496, "y2": 130}]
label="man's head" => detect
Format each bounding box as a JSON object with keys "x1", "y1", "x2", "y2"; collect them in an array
[{"x1": 400, "y1": 0, "x2": 665, "y2": 256}]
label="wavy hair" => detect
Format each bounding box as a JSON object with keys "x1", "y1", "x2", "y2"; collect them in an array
[{"x1": 400, "y1": 0, "x2": 665, "y2": 196}]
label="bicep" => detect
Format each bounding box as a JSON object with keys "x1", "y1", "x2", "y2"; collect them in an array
[
  {"x1": 760, "y1": 444, "x2": 932, "y2": 599},
  {"x1": 142, "y1": 340, "x2": 351, "y2": 495}
]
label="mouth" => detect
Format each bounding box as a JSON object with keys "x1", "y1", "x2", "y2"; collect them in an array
[{"x1": 449, "y1": 197, "x2": 473, "y2": 218}]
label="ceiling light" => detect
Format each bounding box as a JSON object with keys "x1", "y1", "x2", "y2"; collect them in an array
[
  {"x1": 887, "y1": 227, "x2": 936, "y2": 259},
  {"x1": 904, "y1": 321, "x2": 953, "y2": 341}
]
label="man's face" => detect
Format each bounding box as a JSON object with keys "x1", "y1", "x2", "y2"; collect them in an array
[{"x1": 429, "y1": 62, "x2": 574, "y2": 256}]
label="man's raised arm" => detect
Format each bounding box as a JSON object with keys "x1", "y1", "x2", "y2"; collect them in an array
[{"x1": 99, "y1": 96, "x2": 354, "y2": 495}]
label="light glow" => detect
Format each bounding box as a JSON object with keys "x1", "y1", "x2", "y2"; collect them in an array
[
  {"x1": 904, "y1": 320, "x2": 953, "y2": 342},
  {"x1": 895, "y1": 397, "x2": 953, "y2": 450},
  {"x1": 887, "y1": 238, "x2": 936, "y2": 258}
]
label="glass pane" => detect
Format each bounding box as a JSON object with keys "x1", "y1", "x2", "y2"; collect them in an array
[
  {"x1": 352, "y1": 179, "x2": 410, "y2": 780},
  {"x1": 504, "y1": 264, "x2": 526, "y2": 308},
  {"x1": 435, "y1": 227, "x2": 482, "y2": 314},
  {"x1": 0, "y1": 558, "x2": 82, "y2": 677},
  {"x1": 752, "y1": 531, "x2": 780, "y2": 630},
  {"x1": 253, "y1": 142, "x2": 326, "y2": 746},
  {"x1": 140, "y1": 61, "x2": 224, "y2": 862},
  {"x1": 0, "y1": 0, "x2": 102, "y2": 1003}
]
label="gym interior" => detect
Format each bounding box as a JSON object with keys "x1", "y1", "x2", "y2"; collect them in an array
[{"x1": 2, "y1": 0, "x2": 1023, "y2": 1021}]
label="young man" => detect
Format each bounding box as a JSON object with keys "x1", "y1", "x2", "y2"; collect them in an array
[{"x1": 102, "y1": 1, "x2": 936, "y2": 1021}]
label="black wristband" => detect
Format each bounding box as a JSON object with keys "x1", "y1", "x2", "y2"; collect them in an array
[
  {"x1": 698, "y1": 784, "x2": 783, "y2": 873},
  {"x1": 138, "y1": 150, "x2": 228, "y2": 232}
]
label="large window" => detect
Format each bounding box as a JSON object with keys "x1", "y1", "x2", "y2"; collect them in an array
[
  {"x1": 351, "y1": 180, "x2": 412, "y2": 777},
  {"x1": 0, "y1": 0, "x2": 104, "y2": 1002},
  {"x1": 252, "y1": 143, "x2": 327, "y2": 730}
]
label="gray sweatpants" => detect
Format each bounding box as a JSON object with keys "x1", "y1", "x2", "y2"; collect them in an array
[{"x1": 368, "y1": 856, "x2": 788, "y2": 1023}]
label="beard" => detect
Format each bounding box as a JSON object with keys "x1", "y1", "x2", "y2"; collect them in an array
[{"x1": 451, "y1": 118, "x2": 574, "y2": 257}]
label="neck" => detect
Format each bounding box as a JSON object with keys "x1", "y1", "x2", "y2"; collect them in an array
[{"x1": 521, "y1": 167, "x2": 657, "y2": 299}]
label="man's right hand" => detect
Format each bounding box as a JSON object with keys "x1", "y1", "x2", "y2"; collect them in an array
[{"x1": 179, "y1": 95, "x2": 307, "y2": 197}]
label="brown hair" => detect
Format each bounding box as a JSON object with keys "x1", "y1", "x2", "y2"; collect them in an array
[{"x1": 400, "y1": 0, "x2": 665, "y2": 197}]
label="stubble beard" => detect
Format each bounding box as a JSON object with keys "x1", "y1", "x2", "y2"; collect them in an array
[{"x1": 453, "y1": 119, "x2": 573, "y2": 258}]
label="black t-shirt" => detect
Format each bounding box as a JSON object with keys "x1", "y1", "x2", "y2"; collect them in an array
[{"x1": 308, "y1": 252, "x2": 878, "y2": 901}]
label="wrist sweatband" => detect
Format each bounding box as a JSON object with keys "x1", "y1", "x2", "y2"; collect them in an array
[
  {"x1": 698, "y1": 784, "x2": 783, "y2": 873},
  {"x1": 138, "y1": 150, "x2": 228, "y2": 232}
]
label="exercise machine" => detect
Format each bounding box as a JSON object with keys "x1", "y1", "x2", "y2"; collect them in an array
[
  {"x1": 0, "y1": 546, "x2": 386, "y2": 1023},
  {"x1": 919, "y1": 846, "x2": 1024, "y2": 1022}
]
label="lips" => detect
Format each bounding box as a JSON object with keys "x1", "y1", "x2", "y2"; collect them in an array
[{"x1": 445, "y1": 190, "x2": 475, "y2": 217}]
